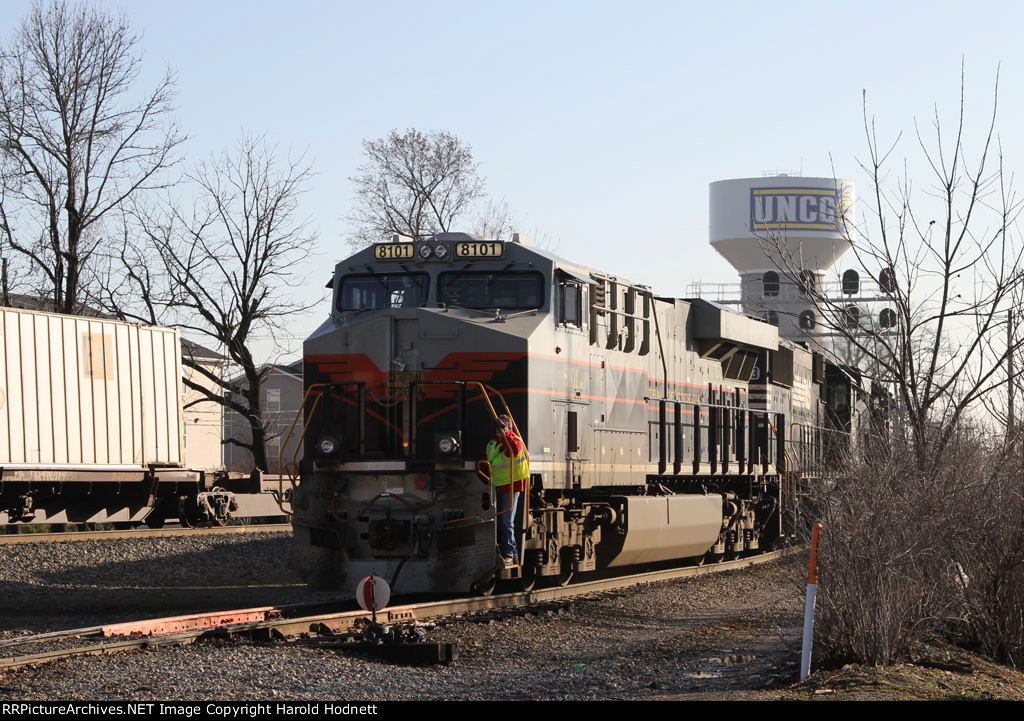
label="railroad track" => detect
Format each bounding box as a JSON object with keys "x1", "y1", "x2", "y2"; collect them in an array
[
  {"x1": 0, "y1": 523, "x2": 291, "y2": 545},
  {"x1": 0, "y1": 548, "x2": 791, "y2": 671}
]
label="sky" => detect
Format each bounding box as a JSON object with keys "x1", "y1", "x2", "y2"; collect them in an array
[{"x1": 1, "y1": 0, "x2": 1020, "y2": 362}]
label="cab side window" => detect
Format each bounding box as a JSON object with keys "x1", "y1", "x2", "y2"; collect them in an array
[{"x1": 560, "y1": 280, "x2": 584, "y2": 327}]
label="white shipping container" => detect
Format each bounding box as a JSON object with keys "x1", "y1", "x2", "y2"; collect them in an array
[{"x1": 0, "y1": 307, "x2": 184, "y2": 468}]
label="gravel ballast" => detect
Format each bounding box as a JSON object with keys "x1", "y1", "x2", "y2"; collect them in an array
[
  {"x1": 0, "y1": 532, "x2": 807, "y2": 700},
  {"x1": 1, "y1": 530, "x2": 318, "y2": 629}
]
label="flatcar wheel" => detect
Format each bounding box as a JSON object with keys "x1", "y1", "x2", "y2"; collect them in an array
[
  {"x1": 179, "y1": 509, "x2": 204, "y2": 527},
  {"x1": 144, "y1": 513, "x2": 166, "y2": 529},
  {"x1": 178, "y1": 497, "x2": 203, "y2": 528}
]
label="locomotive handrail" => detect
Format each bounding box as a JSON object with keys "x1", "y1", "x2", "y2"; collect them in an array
[
  {"x1": 788, "y1": 421, "x2": 849, "y2": 477},
  {"x1": 763, "y1": 415, "x2": 792, "y2": 475},
  {"x1": 281, "y1": 391, "x2": 327, "y2": 507},
  {"x1": 789, "y1": 422, "x2": 804, "y2": 476},
  {"x1": 276, "y1": 383, "x2": 329, "y2": 516},
  {"x1": 278, "y1": 381, "x2": 373, "y2": 513},
  {"x1": 646, "y1": 397, "x2": 787, "y2": 476},
  {"x1": 280, "y1": 375, "x2": 531, "y2": 558},
  {"x1": 467, "y1": 382, "x2": 531, "y2": 533},
  {"x1": 279, "y1": 378, "x2": 531, "y2": 545},
  {"x1": 786, "y1": 422, "x2": 808, "y2": 476}
]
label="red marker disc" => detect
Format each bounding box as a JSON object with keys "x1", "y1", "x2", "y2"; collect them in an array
[{"x1": 356, "y1": 575, "x2": 391, "y2": 611}]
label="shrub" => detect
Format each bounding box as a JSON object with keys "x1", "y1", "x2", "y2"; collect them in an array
[{"x1": 807, "y1": 427, "x2": 1024, "y2": 667}]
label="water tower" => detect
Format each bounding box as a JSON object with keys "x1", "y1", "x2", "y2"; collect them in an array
[{"x1": 709, "y1": 176, "x2": 856, "y2": 341}]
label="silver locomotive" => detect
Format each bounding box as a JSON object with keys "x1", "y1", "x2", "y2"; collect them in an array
[{"x1": 289, "y1": 233, "x2": 858, "y2": 594}]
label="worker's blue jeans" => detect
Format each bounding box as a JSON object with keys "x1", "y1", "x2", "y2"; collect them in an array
[{"x1": 496, "y1": 488, "x2": 520, "y2": 560}]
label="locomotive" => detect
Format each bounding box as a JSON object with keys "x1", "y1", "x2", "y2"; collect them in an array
[{"x1": 289, "y1": 233, "x2": 860, "y2": 594}]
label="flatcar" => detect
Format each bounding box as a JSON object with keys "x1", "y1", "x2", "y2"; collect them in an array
[{"x1": 289, "y1": 233, "x2": 861, "y2": 594}]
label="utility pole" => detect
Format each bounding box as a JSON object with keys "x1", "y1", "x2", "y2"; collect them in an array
[{"x1": 1009, "y1": 307, "x2": 1016, "y2": 439}]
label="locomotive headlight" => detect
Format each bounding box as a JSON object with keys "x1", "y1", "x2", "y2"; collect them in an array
[
  {"x1": 318, "y1": 436, "x2": 340, "y2": 455},
  {"x1": 432, "y1": 242, "x2": 449, "y2": 259},
  {"x1": 416, "y1": 243, "x2": 432, "y2": 259},
  {"x1": 437, "y1": 435, "x2": 459, "y2": 455}
]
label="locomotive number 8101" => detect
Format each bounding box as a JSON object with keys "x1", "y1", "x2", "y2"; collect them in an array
[{"x1": 290, "y1": 232, "x2": 859, "y2": 596}]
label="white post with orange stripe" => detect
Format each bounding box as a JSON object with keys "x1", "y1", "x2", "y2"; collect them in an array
[{"x1": 800, "y1": 522, "x2": 823, "y2": 681}]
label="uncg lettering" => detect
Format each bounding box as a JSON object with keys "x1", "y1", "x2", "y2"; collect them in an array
[{"x1": 752, "y1": 192, "x2": 838, "y2": 227}]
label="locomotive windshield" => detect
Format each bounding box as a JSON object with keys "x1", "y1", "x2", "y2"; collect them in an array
[
  {"x1": 337, "y1": 273, "x2": 429, "y2": 310},
  {"x1": 438, "y1": 271, "x2": 544, "y2": 310}
]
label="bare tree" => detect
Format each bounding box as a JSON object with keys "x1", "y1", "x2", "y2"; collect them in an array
[
  {"x1": 762, "y1": 70, "x2": 1024, "y2": 467},
  {"x1": 469, "y1": 197, "x2": 558, "y2": 249},
  {"x1": 979, "y1": 283, "x2": 1024, "y2": 440},
  {"x1": 759, "y1": 70, "x2": 1024, "y2": 670},
  {"x1": 0, "y1": 1, "x2": 182, "y2": 313},
  {"x1": 98, "y1": 134, "x2": 317, "y2": 471},
  {"x1": 347, "y1": 128, "x2": 485, "y2": 247}
]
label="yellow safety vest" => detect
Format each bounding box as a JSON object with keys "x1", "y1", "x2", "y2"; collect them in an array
[{"x1": 486, "y1": 439, "x2": 529, "y2": 486}]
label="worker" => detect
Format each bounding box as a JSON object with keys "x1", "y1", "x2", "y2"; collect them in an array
[{"x1": 485, "y1": 414, "x2": 529, "y2": 566}]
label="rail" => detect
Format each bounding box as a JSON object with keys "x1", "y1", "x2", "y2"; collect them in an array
[
  {"x1": 0, "y1": 548, "x2": 791, "y2": 671},
  {"x1": 0, "y1": 523, "x2": 290, "y2": 545}
]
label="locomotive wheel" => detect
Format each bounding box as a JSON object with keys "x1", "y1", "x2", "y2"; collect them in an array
[
  {"x1": 517, "y1": 564, "x2": 537, "y2": 593},
  {"x1": 474, "y1": 574, "x2": 497, "y2": 596},
  {"x1": 698, "y1": 551, "x2": 725, "y2": 566},
  {"x1": 542, "y1": 553, "x2": 574, "y2": 587},
  {"x1": 552, "y1": 566, "x2": 574, "y2": 587}
]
